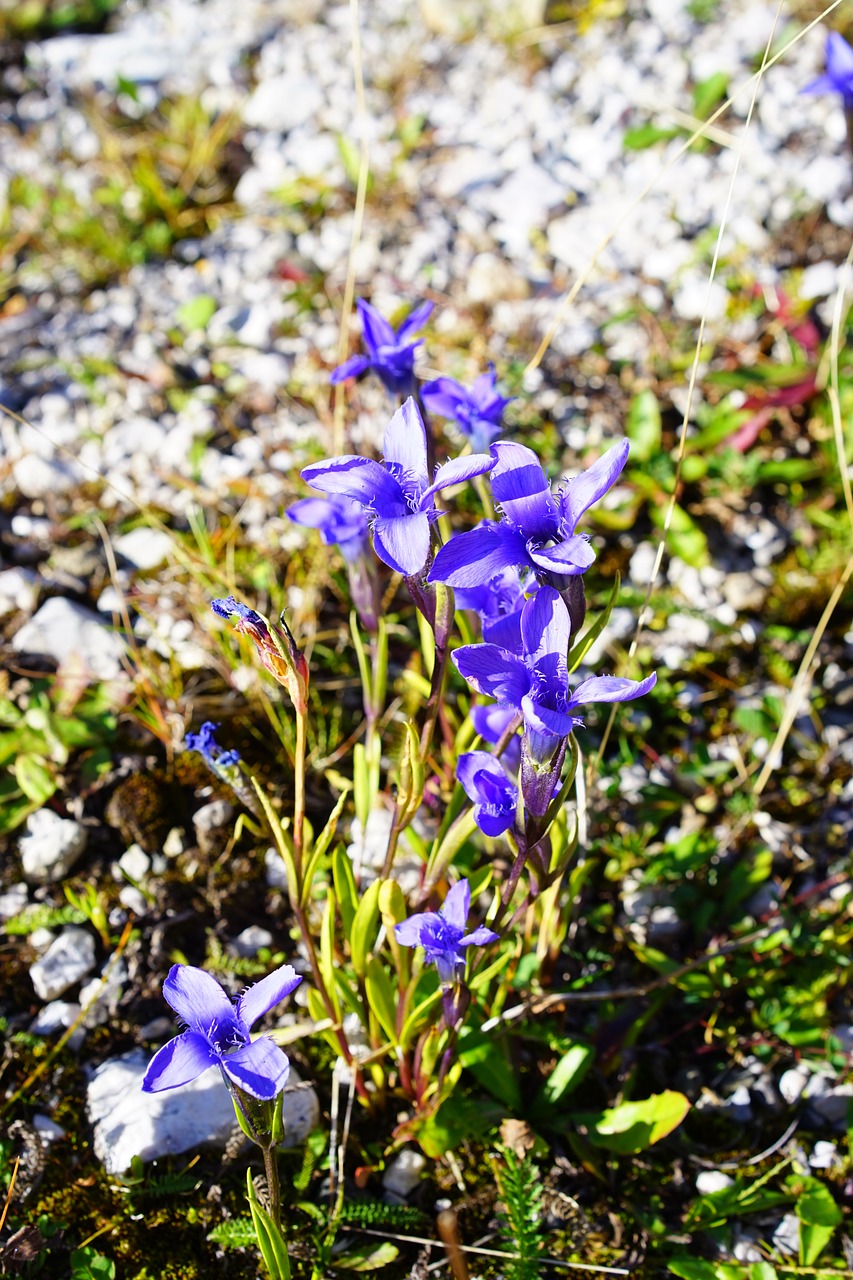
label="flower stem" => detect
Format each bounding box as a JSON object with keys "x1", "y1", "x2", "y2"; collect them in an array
[
  {"x1": 293, "y1": 703, "x2": 308, "y2": 870},
  {"x1": 262, "y1": 1142, "x2": 282, "y2": 1230}
]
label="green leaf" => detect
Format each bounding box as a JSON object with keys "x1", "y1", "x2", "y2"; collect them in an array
[
  {"x1": 70, "y1": 1248, "x2": 116, "y2": 1280},
  {"x1": 796, "y1": 1180, "x2": 841, "y2": 1265},
  {"x1": 583, "y1": 1091, "x2": 690, "y2": 1154},
  {"x1": 246, "y1": 1170, "x2": 292, "y2": 1279},
  {"x1": 627, "y1": 389, "x2": 662, "y2": 463},
  {"x1": 350, "y1": 878, "x2": 382, "y2": 979},
  {"x1": 13, "y1": 754, "x2": 56, "y2": 806},
  {"x1": 319, "y1": 892, "x2": 341, "y2": 1019},
  {"x1": 667, "y1": 1260, "x2": 721, "y2": 1280},
  {"x1": 693, "y1": 71, "x2": 729, "y2": 119},
  {"x1": 364, "y1": 957, "x2": 398, "y2": 1045},
  {"x1": 623, "y1": 123, "x2": 681, "y2": 150},
  {"x1": 333, "y1": 844, "x2": 359, "y2": 942},
  {"x1": 176, "y1": 294, "x2": 217, "y2": 332},
  {"x1": 749, "y1": 1264, "x2": 779, "y2": 1280},
  {"x1": 458, "y1": 1027, "x2": 521, "y2": 1110},
  {"x1": 416, "y1": 1094, "x2": 502, "y2": 1159},
  {"x1": 541, "y1": 1043, "x2": 594, "y2": 1107},
  {"x1": 334, "y1": 1242, "x2": 399, "y2": 1270},
  {"x1": 300, "y1": 786, "x2": 349, "y2": 908}
]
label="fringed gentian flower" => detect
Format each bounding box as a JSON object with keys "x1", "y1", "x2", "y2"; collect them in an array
[
  {"x1": 422, "y1": 367, "x2": 513, "y2": 451},
  {"x1": 142, "y1": 963, "x2": 301, "y2": 1101},
  {"x1": 286, "y1": 494, "x2": 380, "y2": 631},
  {"x1": 456, "y1": 752, "x2": 518, "y2": 837},
  {"x1": 455, "y1": 565, "x2": 535, "y2": 654},
  {"x1": 802, "y1": 30, "x2": 853, "y2": 107},
  {"x1": 470, "y1": 703, "x2": 521, "y2": 772},
  {"x1": 331, "y1": 297, "x2": 434, "y2": 397},
  {"x1": 185, "y1": 721, "x2": 241, "y2": 771},
  {"x1": 211, "y1": 596, "x2": 309, "y2": 712},
  {"x1": 395, "y1": 879, "x2": 499, "y2": 986},
  {"x1": 429, "y1": 440, "x2": 629, "y2": 592},
  {"x1": 286, "y1": 494, "x2": 369, "y2": 563},
  {"x1": 453, "y1": 587, "x2": 656, "y2": 816},
  {"x1": 300, "y1": 397, "x2": 493, "y2": 577}
]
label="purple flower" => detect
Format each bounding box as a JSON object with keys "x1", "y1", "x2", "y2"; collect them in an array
[
  {"x1": 300, "y1": 398, "x2": 493, "y2": 577},
  {"x1": 428, "y1": 440, "x2": 630, "y2": 591},
  {"x1": 331, "y1": 298, "x2": 434, "y2": 396},
  {"x1": 452, "y1": 586, "x2": 656, "y2": 764},
  {"x1": 185, "y1": 721, "x2": 241, "y2": 770},
  {"x1": 802, "y1": 30, "x2": 853, "y2": 107},
  {"x1": 422, "y1": 367, "x2": 513, "y2": 451},
  {"x1": 142, "y1": 963, "x2": 301, "y2": 1101},
  {"x1": 456, "y1": 751, "x2": 518, "y2": 837},
  {"x1": 470, "y1": 703, "x2": 521, "y2": 772},
  {"x1": 286, "y1": 494, "x2": 369, "y2": 564},
  {"x1": 395, "y1": 879, "x2": 499, "y2": 986},
  {"x1": 455, "y1": 566, "x2": 535, "y2": 653}
]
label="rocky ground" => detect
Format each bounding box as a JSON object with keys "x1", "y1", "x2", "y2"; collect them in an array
[{"x1": 1, "y1": 0, "x2": 852, "y2": 1276}]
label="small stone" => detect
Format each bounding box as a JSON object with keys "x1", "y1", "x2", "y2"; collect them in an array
[
  {"x1": 19, "y1": 809, "x2": 88, "y2": 883},
  {"x1": 30, "y1": 999, "x2": 83, "y2": 1035},
  {"x1": 809, "y1": 1140, "x2": 839, "y2": 1170},
  {"x1": 265, "y1": 847, "x2": 288, "y2": 889},
  {"x1": 114, "y1": 527, "x2": 174, "y2": 570},
  {"x1": 117, "y1": 844, "x2": 151, "y2": 882},
  {"x1": 119, "y1": 885, "x2": 149, "y2": 916},
  {"x1": 28, "y1": 928, "x2": 56, "y2": 952},
  {"x1": 732, "y1": 1228, "x2": 763, "y2": 1263},
  {"x1": 33, "y1": 1115, "x2": 66, "y2": 1144},
  {"x1": 467, "y1": 252, "x2": 530, "y2": 305},
  {"x1": 163, "y1": 827, "x2": 186, "y2": 858},
  {"x1": 87, "y1": 1050, "x2": 319, "y2": 1173},
  {"x1": 695, "y1": 1170, "x2": 734, "y2": 1195},
  {"x1": 0, "y1": 882, "x2": 29, "y2": 921},
  {"x1": 806, "y1": 1082, "x2": 853, "y2": 1127},
  {"x1": 193, "y1": 800, "x2": 235, "y2": 856},
  {"x1": 772, "y1": 1213, "x2": 800, "y2": 1257},
  {"x1": 12, "y1": 598, "x2": 126, "y2": 681},
  {"x1": 29, "y1": 927, "x2": 97, "y2": 1001},
  {"x1": 232, "y1": 926, "x2": 274, "y2": 958},
  {"x1": 724, "y1": 1084, "x2": 753, "y2": 1122},
  {"x1": 383, "y1": 1149, "x2": 427, "y2": 1198},
  {"x1": 80, "y1": 958, "x2": 127, "y2": 1028}
]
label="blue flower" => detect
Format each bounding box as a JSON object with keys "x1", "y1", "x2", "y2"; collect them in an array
[
  {"x1": 300, "y1": 397, "x2": 493, "y2": 577},
  {"x1": 456, "y1": 752, "x2": 518, "y2": 837},
  {"x1": 422, "y1": 367, "x2": 513, "y2": 451},
  {"x1": 142, "y1": 963, "x2": 301, "y2": 1101},
  {"x1": 802, "y1": 30, "x2": 853, "y2": 107},
  {"x1": 185, "y1": 721, "x2": 241, "y2": 771},
  {"x1": 428, "y1": 440, "x2": 629, "y2": 591},
  {"x1": 211, "y1": 595, "x2": 309, "y2": 709},
  {"x1": 394, "y1": 880, "x2": 499, "y2": 986},
  {"x1": 452, "y1": 586, "x2": 656, "y2": 764},
  {"x1": 286, "y1": 494, "x2": 369, "y2": 564},
  {"x1": 455, "y1": 566, "x2": 535, "y2": 653},
  {"x1": 470, "y1": 703, "x2": 521, "y2": 772},
  {"x1": 331, "y1": 298, "x2": 434, "y2": 396}
]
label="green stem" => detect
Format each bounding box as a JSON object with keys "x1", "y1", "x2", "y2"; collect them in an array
[
  {"x1": 262, "y1": 1142, "x2": 281, "y2": 1231},
  {"x1": 293, "y1": 703, "x2": 307, "y2": 872}
]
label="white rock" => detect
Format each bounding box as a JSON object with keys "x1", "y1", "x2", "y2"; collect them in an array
[
  {"x1": 12, "y1": 454, "x2": 82, "y2": 498},
  {"x1": 695, "y1": 1170, "x2": 734, "y2": 1195},
  {"x1": 12, "y1": 597, "x2": 126, "y2": 680},
  {"x1": 265, "y1": 847, "x2": 289, "y2": 889},
  {"x1": 193, "y1": 799, "x2": 235, "y2": 836},
  {"x1": 80, "y1": 958, "x2": 127, "y2": 1028},
  {"x1": 117, "y1": 844, "x2": 151, "y2": 882},
  {"x1": 772, "y1": 1213, "x2": 800, "y2": 1257},
  {"x1": 809, "y1": 1140, "x2": 839, "y2": 1169},
  {"x1": 799, "y1": 261, "x2": 839, "y2": 299},
  {"x1": 19, "y1": 809, "x2": 88, "y2": 883},
  {"x1": 383, "y1": 1149, "x2": 426, "y2": 1198},
  {"x1": 0, "y1": 567, "x2": 39, "y2": 615},
  {"x1": 0, "y1": 882, "x2": 29, "y2": 921},
  {"x1": 114, "y1": 527, "x2": 174, "y2": 570},
  {"x1": 232, "y1": 926, "x2": 274, "y2": 957},
  {"x1": 30, "y1": 927, "x2": 97, "y2": 1001},
  {"x1": 33, "y1": 1115, "x2": 66, "y2": 1144},
  {"x1": 87, "y1": 1050, "x2": 319, "y2": 1173},
  {"x1": 806, "y1": 1082, "x2": 853, "y2": 1127},
  {"x1": 30, "y1": 999, "x2": 83, "y2": 1035},
  {"x1": 163, "y1": 827, "x2": 186, "y2": 858}
]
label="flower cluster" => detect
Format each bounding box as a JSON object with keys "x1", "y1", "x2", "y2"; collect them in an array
[{"x1": 395, "y1": 879, "x2": 499, "y2": 986}]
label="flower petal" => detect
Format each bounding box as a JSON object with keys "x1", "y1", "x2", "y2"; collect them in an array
[
  {"x1": 521, "y1": 693, "x2": 580, "y2": 740},
  {"x1": 441, "y1": 879, "x2": 471, "y2": 932},
  {"x1": 520, "y1": 587, "x2": 570, "y2": 674},
  {"x1": 529, "y1": 535, "x2": 596, "y2": 576},
  {"x1": 429, "y1": 524, "x2": 529, "y2": 588},
  {"x1": 301, "y1": 456, "x2": 406, "y2": 514},
  {"x1": 357, "y1": 298, "x2": 396, "y2": 353},
  {"x1": 826, "y1": 30, "x2": 853, "y2": 81},
  {"x1": 383, "y1": 398, "x2": 429, "y2": 493},
  {"x1": 490, "y1": 442, "x2": 558, "y2": 538},
  {"x1": 569, "y1": 672, "x2": 657, "y2": 707},
  {"x1": 162, "y1": 965, "x2": 236, "y2": 1035},
  {"x1": 421, "y1": 377, "x2": 469, "y2": 419},
  {"x1": 237, "y1": 964, "x2": 302, "y2": 1031},
  {"x1": 558, "y1": 441, "x2": 630, "y2": 533},
  {"x1": 453, "y1": 643, "x2": 531, "y2": 706},
  {"x1": 460, "y1": 926, "x2": 500, "y2": 947},
  {"x1": 420, "y1": 453, "x2": 494, "y2": 507},
  {"x1": 474, "y1": 806, "x2": 515, "y2": 837},
  {"x1": 330, "y1": 354, "x2": 370, "y2": 384},
  {"x1": 225, "y1": 1037, "x2": 291, "y2": 1100},
  {"x1": 456, "y1": 750, "x2": 506, "y2": 802},
  {"x1": 395, "y1": 299, "x2": 434, "y2": 343},
  {"x1": 373, "y1": 512, "x2": 431, "y2": 576},
  {"x1": 142, "y1": 1031, "x2": 217, "y2": 1093},
  {"x1": 395, "y1": 911, "x2": 442, "y2": 947}
]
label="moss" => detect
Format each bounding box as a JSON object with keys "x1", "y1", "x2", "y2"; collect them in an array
[{"x1": 104, "y1": 770, "x2": 183, "y2": 852}]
